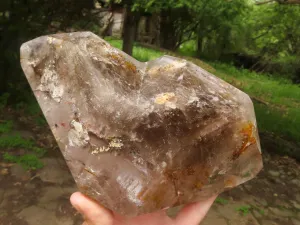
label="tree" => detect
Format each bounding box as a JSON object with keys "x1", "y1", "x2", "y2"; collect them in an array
[
  {"x1": 129, "y1": 0, "x2": 249, "y2": 55},
  {"x1": 129, "y1": 0, "x2": 190, "y2": 50},
  {"x1": 244, "y1": 3, "x2": 300, "y2": 77},
  {"x1": 0, "y1": 0, "x2": 100, "y2": 99},
  {"x1": 180, "y1": 0, "x2": 250, "y2": 58},
  {"x1": 122, "y1": 2, "x2": 140, "y2": 55},
  {"x1": 256, "y1": 0, "x2": 300, "y2": 4}
]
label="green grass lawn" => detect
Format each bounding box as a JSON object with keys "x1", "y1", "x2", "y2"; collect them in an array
[
  {"x1": 106, "y1": 38, "x2": 300, "y2": 147},
  {"x1": 209, "y1": 62, "x2": 300, "y2": 143}
]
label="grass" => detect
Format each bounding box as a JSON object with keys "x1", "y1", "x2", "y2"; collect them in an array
[
  {"x1": 210, "y1": 62, "x2": 300, "y2": 107},
  {"x1": 105, "y1": 37, "x2": 164, "y2": 62},
  {"x1": 3, "y1": 152, "x2": 44, "y2": 170},
  {"x1": 106, "y1": 38, "x2": 300, "y2": 150},
  {"x1": 0, "y1": 92, "x2": 10, "y2": 110},
  {"x1": 0, "y1": 119, "x2": 46, "y2": 170},
  {"x1": 15, "y1": 98, "x2": 48, "y2": 127},
  {"x1": 0, "y1": 120, "x2": 13, "y2": 133},
  {"x1": 235, "y1": 205, "x2": 252, "y2": 216},
  {"x1": 177, "y1": 40, "x2": 197, "y2": 57},
  {"x1": 210, "y1": 62, "x2": 300, "y2": 143},
  {"x1": 215, "y1": 197, "x2": 229, "y2": 205},
  {"x1": 0, "y1": 92, "x2": 48, "y2": 169},
  {"x1": 236, "y1": 205, "x2": 265, "y2": 216}
]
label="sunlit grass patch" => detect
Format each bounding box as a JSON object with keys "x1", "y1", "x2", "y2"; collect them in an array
[{"x1": 105, "y1": 37, "x2": 163, "y2": 62}]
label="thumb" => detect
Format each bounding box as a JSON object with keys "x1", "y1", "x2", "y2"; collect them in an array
[{"x1": 70, "y1": 192, "x2": 114, "y2": 225}]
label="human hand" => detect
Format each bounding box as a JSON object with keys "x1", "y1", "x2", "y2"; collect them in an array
[{"x1": 70, "y1": 192, "x2": 217, "y2": 225}]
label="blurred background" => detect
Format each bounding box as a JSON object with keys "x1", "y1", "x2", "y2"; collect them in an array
[{"x1": 0, "y1": 0, "x2": 300, "y2": 225}]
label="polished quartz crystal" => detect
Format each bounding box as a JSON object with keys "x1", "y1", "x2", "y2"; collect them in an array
[{"x1": 20, "y1": 32, "x2": 263, "y2": 216}]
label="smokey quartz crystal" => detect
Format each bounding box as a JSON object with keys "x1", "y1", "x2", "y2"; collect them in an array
[{"x1": 20, "y1": 32, "x2": 263, "y2": 216}]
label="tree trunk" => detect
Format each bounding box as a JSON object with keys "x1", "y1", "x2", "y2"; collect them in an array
[
  {"x1": 122, "y1": 7, "x2": 140, "y2": 56},
  {"x1": 151, "y1": 13, "x2": 161, "y2": 45},
  {"x1": 197, "y1": 35, "x2": 203, "y2": 58},
  {"x1": 101, "y1": 13, "x2": 114, "y2": 37},
  {"x1": 159, "y1": 10, "x2": 177, "y2": 50},
  {"x1": 0, "y1": 68, "x2": 8, "y2": 95}
]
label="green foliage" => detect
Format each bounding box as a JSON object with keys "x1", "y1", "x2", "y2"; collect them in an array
[
  {"x1": 132, "y1": 0, "x2": 187, "y2": 12},
  {"x1": 132, "y1": 0, "x2": 300, "y2": 80},
  {"x1": 193, "y1": 0, "x2": 250, "y2": 57},
  {"x1": 236, "y1": 205, "x2": 252, "y2": 216},
  {"x1": 0, "y1": 120, "x2": 13, "y2": 134},
  {"x1": 250, "y1": 5, "x2": 300, "y2": 56},
  {"x1": 241, "y1": 4, "x2": 300, "y2": 79},
  {"x1": 178, "y1": 40, "x2": 197, "y2": 57},
  {"x1": 3, "y1": 153, "x2": 44, "y2": 170},
  {"x1": 215, "y1": 197, "x2": 229, "y2": 205}
]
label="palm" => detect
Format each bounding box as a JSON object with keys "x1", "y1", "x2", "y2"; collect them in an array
[{"x1": 71, "y1": 192, "x2": 216, "y2": 225}]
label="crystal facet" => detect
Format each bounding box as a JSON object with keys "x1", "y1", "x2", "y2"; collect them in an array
[{"x1": 20, "y1": 32, "x2": 263, "y2": 216}]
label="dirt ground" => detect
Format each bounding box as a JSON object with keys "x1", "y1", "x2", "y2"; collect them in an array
[{"x1": 0, "y1": 111, "x2": 300, "y2": 225}]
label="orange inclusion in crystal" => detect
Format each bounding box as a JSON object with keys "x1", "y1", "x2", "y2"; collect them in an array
[
  {"x1": 232, "y1": 122, "x2": 256, "y2": 160},
  {"x1": 110, "y1": 53, "x2": 137, "y2": 73},
  {"x1": 124, "y1": 61, "x2": 137, "y2": 73}
]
